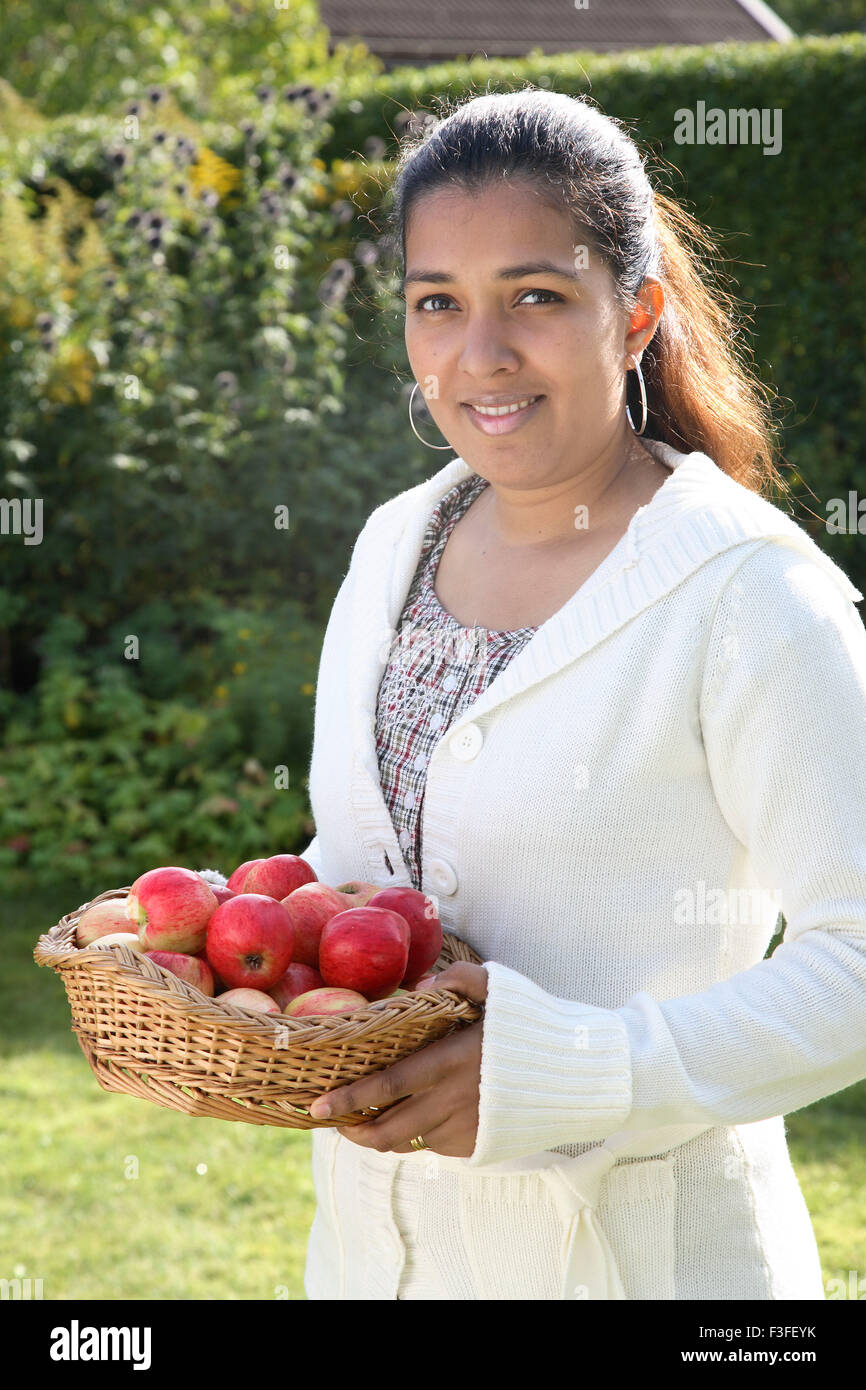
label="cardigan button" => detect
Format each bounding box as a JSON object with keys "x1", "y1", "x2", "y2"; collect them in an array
[
  {"x1": 426, "y1": 858, "x2": 458, "y2": 895},
  {"x1": 448, "y1": 723, "x2": 482, "y2": 761}
]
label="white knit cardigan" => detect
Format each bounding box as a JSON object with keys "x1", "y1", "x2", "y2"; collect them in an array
[{"x1": 299, "y1": 438, "x2": 866, "y2": 1300}]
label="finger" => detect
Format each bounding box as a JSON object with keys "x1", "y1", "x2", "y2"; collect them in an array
[
  {"x1": 431, "y1": 961, "x2": 488, "y2": 1003},
  {"x1": 308, "y1": 1032, "x2": 459, "y2": 1119},
  {"x1": 335, "y1": 1093, "x2": 450, "y2": 1153},
  {"x1": 338, "y1": 1107, "x2": 472, "y2": 1159}
]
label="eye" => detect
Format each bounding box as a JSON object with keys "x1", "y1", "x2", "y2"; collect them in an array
[
  {"x1": 518, "y1": 289, "x2": 563, "y2": 306},
  {"x1": 413, "y1": 293, "x2": 454, "y2": 313},
  {"x1": 411, "y1": 288, "x2": 564, "y2": 313}
]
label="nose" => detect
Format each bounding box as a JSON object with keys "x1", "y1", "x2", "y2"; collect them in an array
[{"x1": 456, "y1": 309, "x2": 522, "y2": 381}]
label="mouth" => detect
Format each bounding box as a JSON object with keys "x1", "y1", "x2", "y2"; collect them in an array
[{"x1": 462, "y1": 395, "x2": 545, "y2": 435}]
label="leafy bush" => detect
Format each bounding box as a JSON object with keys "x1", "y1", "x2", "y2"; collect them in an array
[
  {"x1": 0, "y1": 0, "x2": 380, "y2": 119},
  {"x1": 0, "y1": 16, "x2": 388, "y2": 888},
  {"x1": 0, "y1": 595, "x2": 324, "y2": 892}
]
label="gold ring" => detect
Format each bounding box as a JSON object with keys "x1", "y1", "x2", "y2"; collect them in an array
[{"x1": 409, "y1": 1134, "x2": 428, "y2": 1151}]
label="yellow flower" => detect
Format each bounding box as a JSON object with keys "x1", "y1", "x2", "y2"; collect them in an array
[
  {"x1": 237, "y1": 628, "x2": 252, "y2": 640},
  {"x1": 215, "y1": 684, "x2": 228, "y2": 699},
  {"x1": 232, "y1": 661, "x2": 246, "y2": 675},
  {"x1": 5, "y1": 295, "x2": 35, "y2": 328},
  {"x1": 300, "y1": 682, "x2": 315, "y2": 696},
  {"x1": 187, "y1": 147, "x2": 242, "y2": 203},
  {"x1": 43, "y1": 343, "x2": 96, "y2": 405}
]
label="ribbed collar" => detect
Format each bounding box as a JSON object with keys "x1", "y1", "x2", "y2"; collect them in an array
[{"x1": 347, "y1": 440, "x2": 862, "y2": 875}]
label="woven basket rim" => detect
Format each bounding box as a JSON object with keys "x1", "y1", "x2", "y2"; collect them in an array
[{"x1": 33, "y1": 883, "x2": 483, "y2": 1042}]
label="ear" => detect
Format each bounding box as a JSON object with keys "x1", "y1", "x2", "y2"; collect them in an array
[{"x1": 624, "y1": 276, "x2": 665, "y2": 365}]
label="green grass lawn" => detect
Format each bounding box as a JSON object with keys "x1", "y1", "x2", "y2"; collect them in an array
[
  {"x1": 3, "y1": 883, "x2": 315, "y2": 1301},
  {"x1": 4, "y1": 884, "x2": 866, "y2": 1300}
]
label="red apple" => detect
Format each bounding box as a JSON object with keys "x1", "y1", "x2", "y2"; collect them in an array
[
  {"x1": 205, "y1": 893, "x2": 294, "y2": 990},
  {"x1": 144, "y1": 950, "x2": 215, "y2": 997},
  {"x1": 75, "y1": 899, "x2": 132, "y2": 947},
  {"x1": 283, "y1": 987, "x2": 369, "y2": 1018},
  {"x1": 216, "y1": 987, "x2": 281, "y2": 1015},
  {"x1": 366, "y1": 887, "x2": 442, "y2": 987},
  {"x1": 127, "y1": 866, "x2": 218, "y2": 954},
  {"x1": 278, "y1": 882, "x2": 346, "y2": 967},
  {"x1": 211, "y1": 885, "x2": 238, "y2": 905},
  {"x1": 243, "y1": 854, "x2": 318, "y2": 900},
  {"x1": 225, "y1": 859, "x2": 265, "y2": 893},
  {"x1": 319, "y1": 907, "x2": 410, "y2": 1002},
  {"x1": 333, "y1": 880, "x2": 380, "y2": 909},
  {"x1": 268, "y1": 962, "x2": 325, "y2": 1011}
]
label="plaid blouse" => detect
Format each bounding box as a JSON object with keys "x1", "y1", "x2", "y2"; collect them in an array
[{"x1": 375, "y1": 471, "x2": 539, "y2": 891}]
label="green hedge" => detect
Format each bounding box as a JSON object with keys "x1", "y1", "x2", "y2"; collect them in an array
[{"x1": 769, "y1": 0, "x2": 866, "y2": 37}]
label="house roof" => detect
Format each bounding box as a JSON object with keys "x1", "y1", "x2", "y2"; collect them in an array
[{"x1": 320, "y1": 0, "x2": 794, "y2": 65}]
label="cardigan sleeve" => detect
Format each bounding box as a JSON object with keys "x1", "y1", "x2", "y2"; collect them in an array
[{"x1": 466, "y1": 542, "x2": 866, "y2": 1168}]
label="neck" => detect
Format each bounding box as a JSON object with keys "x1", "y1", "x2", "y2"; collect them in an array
[{"x1": 476, "y1": 430, "x2": 654, "y2": 550}]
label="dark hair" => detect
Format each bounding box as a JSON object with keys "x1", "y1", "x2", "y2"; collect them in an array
[{"x1": 380, "y1": 86, "x2": 791, "y2": 502}]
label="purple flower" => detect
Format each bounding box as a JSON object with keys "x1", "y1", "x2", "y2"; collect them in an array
[
  {"x1": 318, "y1": 258, "x2": 354, "y2": 306},
  {"x1": 363, "y1": 135, "x2": 386, "y2": 161},
  {"x1": 354, "y1": 240, "x2": 379, "y2": 267},
  {"x1": 331, "y1": 199, "x2": 355, "y2": 225}
]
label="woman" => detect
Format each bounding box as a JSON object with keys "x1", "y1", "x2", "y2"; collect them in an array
[{"x1": 298, "y1": 89, "x2": 866, "y2": 1299}]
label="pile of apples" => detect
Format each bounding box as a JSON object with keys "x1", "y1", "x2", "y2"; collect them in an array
[{"x1": 73, "y1": 855, "x2": 444, "y2": 1019}]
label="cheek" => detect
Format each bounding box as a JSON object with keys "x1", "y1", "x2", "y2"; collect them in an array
[{"x1": 405, "y1": 331, "x2": 442, "y2": 380}]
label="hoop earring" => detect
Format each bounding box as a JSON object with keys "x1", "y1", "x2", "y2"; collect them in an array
[
  {"x1": 625, "y1": 354, "x2": 647, "y2": 436},
  {"x1": 408, "y1": 381, "x2": 452, "y2": 450}
]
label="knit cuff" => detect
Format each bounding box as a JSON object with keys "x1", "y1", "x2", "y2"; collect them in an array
[{"x1": 466, "y1": 960, "x2": 632, "y2": 1168}]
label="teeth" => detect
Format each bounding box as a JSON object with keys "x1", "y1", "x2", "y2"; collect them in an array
[{"x1": 471, "y1": 397, "x2": 538, "y2": 417}]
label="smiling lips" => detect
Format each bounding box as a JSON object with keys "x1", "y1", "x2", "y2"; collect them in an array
[{"x1": 462, "y1": 395, "x2": 545, "y2": 434}]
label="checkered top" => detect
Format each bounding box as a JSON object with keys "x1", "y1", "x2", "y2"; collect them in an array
[{"x1": 375, "y1": 471, "x2": 539, "y2": 889}]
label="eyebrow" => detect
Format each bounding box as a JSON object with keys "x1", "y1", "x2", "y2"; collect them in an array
[{"x1": 400, "y1": 260, "x2": 585, "y2": 292}]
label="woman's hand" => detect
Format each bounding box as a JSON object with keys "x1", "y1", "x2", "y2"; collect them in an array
[{"x1": 307, "y1": 962, "x2": 488, "y2": 1158}]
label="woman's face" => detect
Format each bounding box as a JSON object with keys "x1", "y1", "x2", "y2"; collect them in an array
[{"x1": 402, "y1": 179, "x2": 662, "y2": 489}]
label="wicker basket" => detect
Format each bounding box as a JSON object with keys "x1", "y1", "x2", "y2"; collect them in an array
[{"x1": 34, "y1": 885, "x2": 485, "y2": 1130}]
